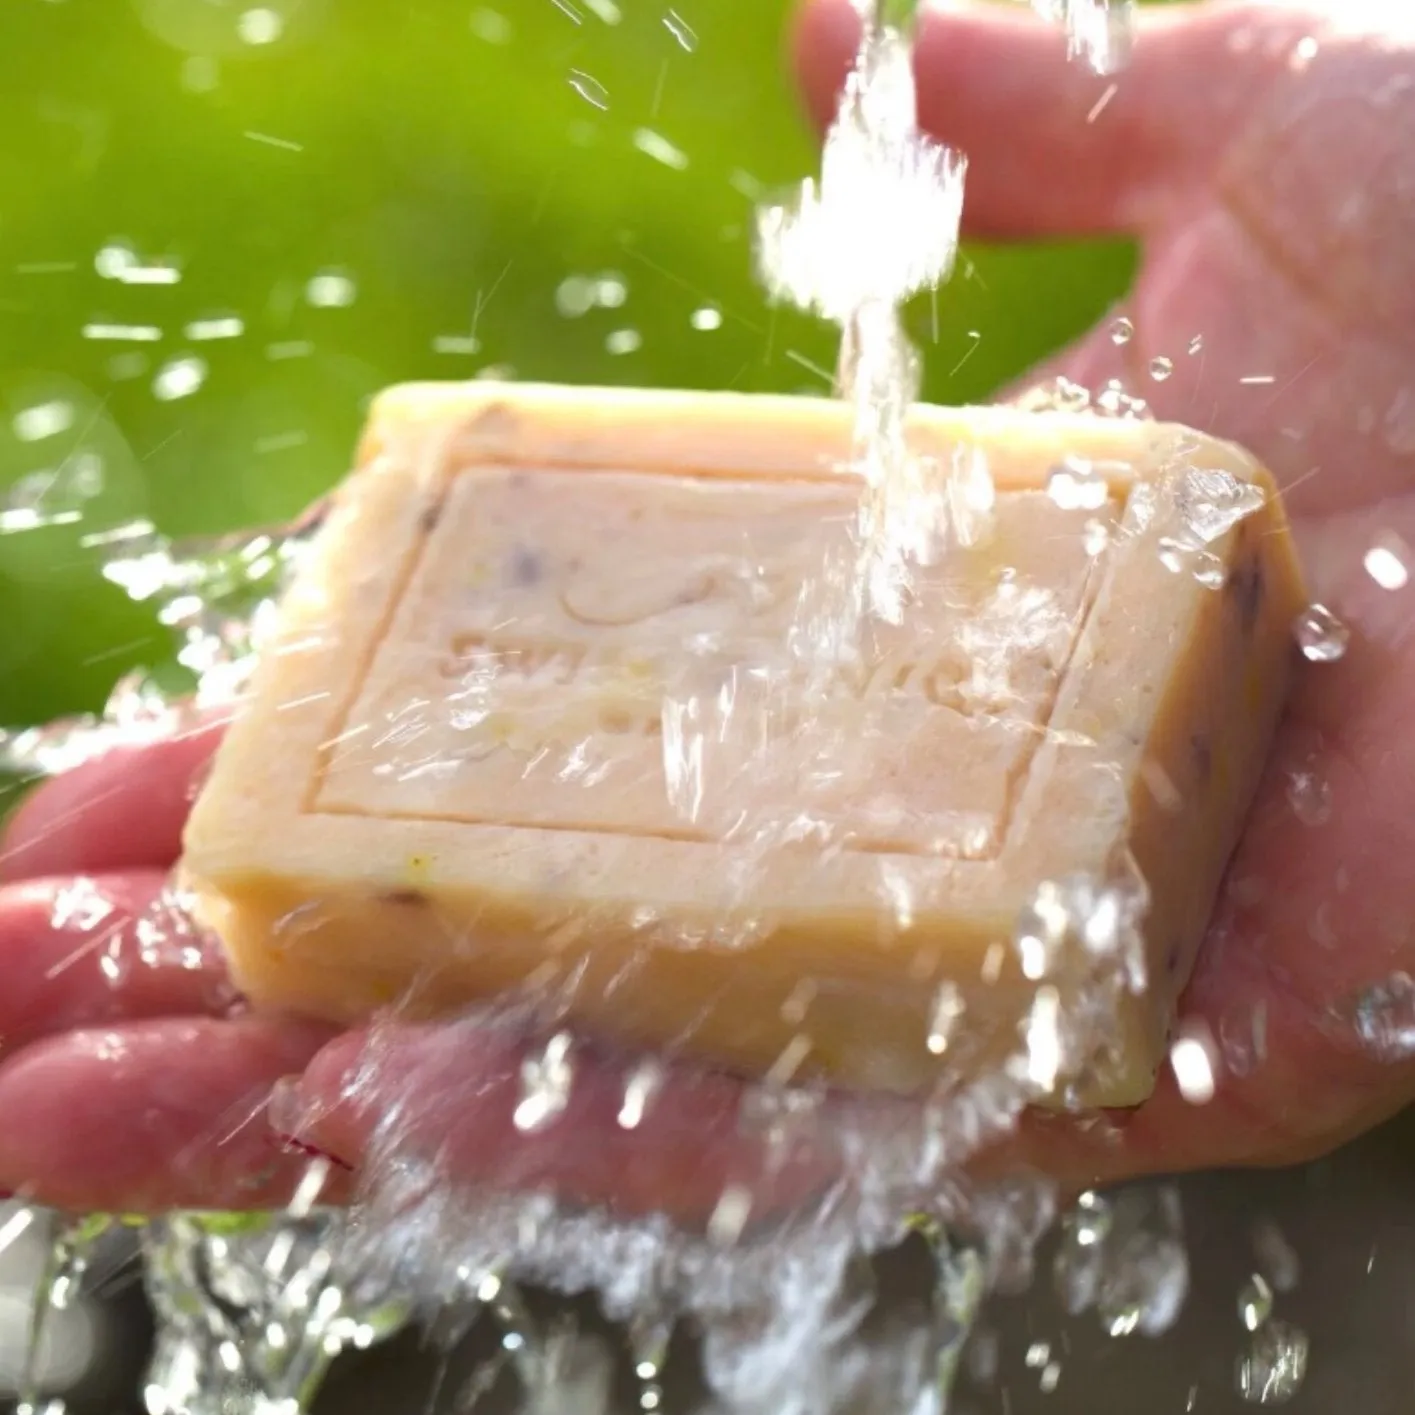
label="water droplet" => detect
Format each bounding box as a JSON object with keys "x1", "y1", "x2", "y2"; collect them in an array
[
  {"x1": 1236, "y1": 1320, "x2": 1308, "y2": 1404},
  {"x1": 706, "y1": 1183, "x2": 753, "y2": 1244},
  {"x1": 632, "y1": 127, "x2": 689, "y2": 170},
  {"x1": 690, "y1": 305, "x2": 723, "y2": 331},
  {"x1": 1188, "y1": 334, "x2": 1204, "y2": 356},
  {"x1": 1055, "y1": 1188, "x2": 1188, "y2": 1337},
  {"x1": 556, "y1": 275, "x2": 596, "y2": 318},
  {"x1": 926, "y1": 980, "x2": 965, "y2": 1055},
  {"x1": 266, "y1": 339, "x2": 313, "y2": 361},
  {"x1": 1169, "y1": 1020, "x2": 1218, "y2": 1103},
  {"x1": 107, "y1": 352, "x2": 148, "y2": 381},
  {"x1": 663, "y1": 8, "x2": 697, "y2": 50},
  {"x1": 1015, "y1": 377, "x2": 1093, "y2": 415},
  {"x1": 1285, "y1": 767, "x2": 1331, "y2": 826},
  {"x1": 1024, "y1": 1340, "x2": 1051, "y2": 1368},
  {"x1": 184, "y1": 315, "x2": 245, "y2": 341},
  {"x1": 237, "y1": 7, "x2": 283, "y2": 45},
  {"x1": 1050, "y1": 0, "x2": 1135, "y2": 74},
  {"x1": 593, "y1": 273, "x2": 627, "y2": 308},
  {"x1": 83, "y1": 322, "x2": 162, "y2": 343},
  {"x1": 305, "y1": 271, "x2": 356, "y2": 308},
  {"x1": 117, "y1": 257, "x2": 182, "y2": 288},
  {"x1": 1251, "y1": 1221, "x2": 1301, "y2": 1294},
  {"x1": 1024, "y1": 985, "x2": 1064, "y2": 1092},
  {"x1": 1177, "y1": 468, "x2": 1266, "y2": 542},
  {"x1": 512, "y1": 1031, "x2": 575, "y2": 1132},
  {"x1": 1094, "y1": 379, "x2": 1151, "y2": 420},
  {"x1": 94, "y1": 241, "x2": 137, "y2": 280},
  {"x1": 1363, "y1": 531, "x2": 1410, "y2": 590},
  {"x1": 1158, "y1": 538, "x2": 1226, "y2": 589},
  {"x1": 432, "y1": 334, "x2": 481, "y2": 356},
  {"x1": 12, "y1": 399, "x2": 75, "y2": 443},
  {"x1": 470, "y1": 8, "x2": 511, "y2": 44},
  {"x1": 1238, "y1": 1273, "x2": 1273, "y2": 1332},
  {"x1": 568, "y1": 69, "x2": 609, "y2": 109},
  {"x1": 1149, "y1": 356, "x2": 1173, "y2": 382},
  {"x1": 1110, "y1": 316, "x2": 1134, "y2": 346},
  {"x1": 606, "y1": 328, "x2": 642, "y2": 355},
  {"x1": 617, "y1": 1058, "x2": 663, "y2": 1129},
  {"x1": 1083, "y1": 518, "x2": 1110, "y2": 556},
  {"x1": 1293, "y1": 603, "x2": 1350, "y2": 662},
  {"x1": 181, "y1": 54, "x2": 220, "y2": 92},
  {"x1": 1046, "y1": 457, "x2": 1109, "y2": 511},
  {"x1": 152, "y1": 355, "x2": 207, "y2": 402},
  {"x1": 1040, "y1": 1361, "x2": 1062, "y2": 1393},
  {"x1": 1351, "y1": 972, "x2": 1415, "y2": 1061},
  {"x1": 629, "y1": 1315, "x2": 672, "y2": 1414}
]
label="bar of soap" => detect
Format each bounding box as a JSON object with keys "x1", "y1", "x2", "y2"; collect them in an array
[{"x1": 180, "y1": 383, "x2": 1307, "y2": 1107}]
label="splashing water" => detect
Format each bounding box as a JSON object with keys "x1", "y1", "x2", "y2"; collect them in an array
[{"x1": 8, "y1": 2, "x2": 1295, "y2": 1412}]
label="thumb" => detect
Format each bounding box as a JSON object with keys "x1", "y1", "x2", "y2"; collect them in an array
[{"x1": 791, "y1": 0, "x2": 1319, "y2": 240}]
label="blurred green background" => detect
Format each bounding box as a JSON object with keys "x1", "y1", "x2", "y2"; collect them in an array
[{"x1": 0, "y1": 0, "x2": 1136, "y2": 728}]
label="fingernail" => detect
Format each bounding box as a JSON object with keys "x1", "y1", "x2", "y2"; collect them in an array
[{"x1": 271, "y1": 1132, "x2": 354, "y2": 1173}]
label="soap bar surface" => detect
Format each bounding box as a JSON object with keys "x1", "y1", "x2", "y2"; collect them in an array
[{"x1": 180, "y1": 383, "x2": 1307, "y2": 1106}]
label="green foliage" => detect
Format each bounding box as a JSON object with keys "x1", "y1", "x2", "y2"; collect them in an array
[{"x1": 0, "y1": 0, "x2": 1133, "y2": 727}]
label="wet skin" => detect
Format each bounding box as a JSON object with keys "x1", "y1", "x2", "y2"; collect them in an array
[{"x1": 1, "y1": 0, "x2": 1414, "y2": 1219}]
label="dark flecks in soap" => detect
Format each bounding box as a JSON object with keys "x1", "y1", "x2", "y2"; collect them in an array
[
  {"x1": 507, "y1": 545, "x2": 543, "y2": 586},
  {"x1": 419, "y1": 501, "x2": 444, "y2": 534},
  {"x1": 381, "y1": 888, "x2": 429, "y2": 908},
  {"x1": 1225, "y1": 557, "x2": 1264, "y2": 634},
  {"x1": 1191, "y1": 733, "x2": 1212, "y2": 783}
]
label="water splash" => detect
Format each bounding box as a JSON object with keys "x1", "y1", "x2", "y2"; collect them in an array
[
  {"x1": 4, "y1": 2, "x2": 1159, "y2": 1411},
  {"x1": 1293, "y1": 603, "x2": 1350, "y2": 663},
  {"x1": 140, "y1": 1211, "x2": 411, "y2": 1415},
  {"x1": 1349, "y1": 972, "x2": 1415, "y2": 1061},
  {"x1": 1236, "y1": 1319, "x2": 1309, "y2": 1404},
  {"x1": 15, "y1": 1214, "x2": 117, "y2": 1415},
  {"x1": 1054, "y1": 1188, "x2": 1189, "y2": 1338}
]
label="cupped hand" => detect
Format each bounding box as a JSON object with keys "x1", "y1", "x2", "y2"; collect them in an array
[{"x1": 2, "y1": 0, "x2": 1415, "y2": 1223}]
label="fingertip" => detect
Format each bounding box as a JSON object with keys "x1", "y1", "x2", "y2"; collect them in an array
[
  {"x1": 0, "y1": 1016, "x2": 338, "y2": 1213},
  {"x1": 0, "y1": 709, "x2": 230, "y2": 884}
]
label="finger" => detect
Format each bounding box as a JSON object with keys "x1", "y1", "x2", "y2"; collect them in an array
[
  {"x1": 1015, "y1": 616, "x2": 1415, "y2": 1188},
  {"x1": 0, "y1": 1017, "x2": 343, "y2": 1212},
  {"x1": 792, "y1": 0, "x2": 1319, "y2": 239},
  {"x1": 288, "y1": 1021, "x2": 838, "y2": 1231},
  {"x1": 0, "y1": 709, "x2": 229, "y2": 884},
  {"x1": 0, "y1": 871, "x2": 240, "y2": 1062}
]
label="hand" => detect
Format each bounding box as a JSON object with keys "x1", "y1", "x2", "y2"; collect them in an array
[
  {"x1": 2, "y1": 0, "x2": 1414, "y2": 1222},
  {"x1": 0, "y1": 720, "x2": 834, "y2": 1221},
  {"x1": 794, "y1": 0, "x2": 1415, "y2": 1166}
]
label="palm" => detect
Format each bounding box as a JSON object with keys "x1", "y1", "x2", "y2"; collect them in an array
[{"x1": 0, "y1": 0, "x2": 1413, "y2": 1219}]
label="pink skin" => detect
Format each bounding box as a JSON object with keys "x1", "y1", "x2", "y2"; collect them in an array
[{"x1": 1, "y1": 0, "x2": 1414, "y2": 1219}]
